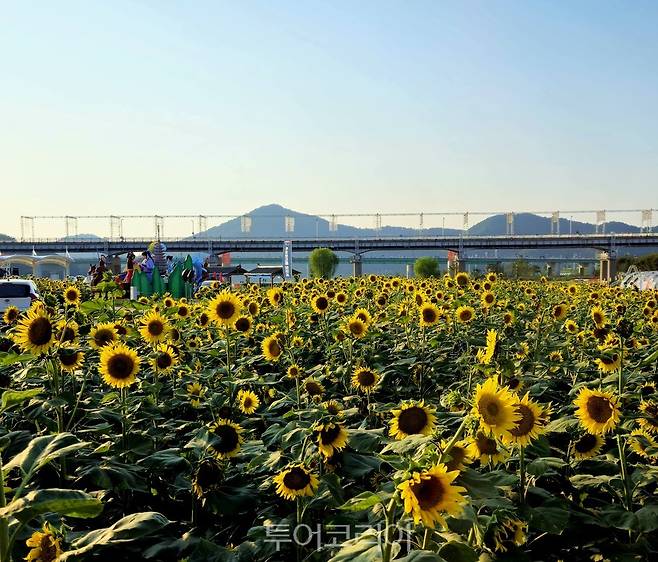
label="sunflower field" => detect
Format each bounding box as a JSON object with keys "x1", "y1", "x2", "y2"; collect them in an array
[{"x1": 1, "y1": 273, "x2": 658, "y2": 562}]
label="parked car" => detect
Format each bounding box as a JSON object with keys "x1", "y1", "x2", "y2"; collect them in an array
[{"x1": 0, "y1": 279, "x2": 41, "y2": 312}]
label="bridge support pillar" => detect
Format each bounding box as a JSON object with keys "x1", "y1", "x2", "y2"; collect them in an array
[{"x1": 351, "y1": 254, "x2": 363, "y2": 277}]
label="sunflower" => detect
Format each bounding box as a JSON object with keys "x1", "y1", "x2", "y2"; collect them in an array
[
  {"x1": 273, "y1": 464, "x2": 319, "y2": 500},
  {"x1": 345, "y1": 316, "x2": 367, "y2": 338},
  {"x1": 267, "y1": 287, "x2": 284, "y2": 307},
  {"x1": 467, "y1": 431, "x2": 507, "y2": 465},
  {"x1": 177, "y1": 304, "x2": 190, "y2": 318},
  {"x1": 564, "y1": 319, "x2": 578, "y2": 334},
  {"x1": 573, "y1": 388, "x2": 620, "y2": 435},
  {"x1": 441, "y1": 439, "x2": 472, "y2": 472},
  {"x1": 353, "y1": 308, "x2": 372, "y2": 326},
  {"x1": 351, "y1": 367, "x2": 379, "y2": 393},
  {"x1": 472, "y1": 377, "x2": 520, "y2": 439},
  {"x1": 233, "y1": 315, "x2": 253, "y2": 335},
  {"x1": 493, "y1": 519, "x2": 527, "y2": 553},
  {"x1": 315, "y1": 422, "x2": 349, "y2": 458},
  {"x1": 311, "y1": 294, "x2": 330, "y2": 314},
  {"x1": 595, "y1": 352, "x2": 621, "y2": 373},
  {"x1": 247, "y1": 300, "x2": 260, "y2": 316},
  {"x1": 139, "y1": 310, "x2": 170, "y2": 344},
  {"x1": 389, "y1": 401, "x2": 436, "y2": 440},
  {"x1": 187, "y1": 382, "x2": 206, "y2": 408},
  {"x1": 591, "y1": 305, "x2": 607, "y2": 327},
  {"x1": 476, "y1": 329, "x2": 497, "y2": 365},
  {"x1": 456, "y1": 306, "x2": 475, "y2": 324},
  {"x1": 335, "y1": 291, "x2": 348, "y2": 305},
  {"x1": 262, "y1": 332, "x2": 284, "y2": 361},
  {"x1": 481, "y1": 291, "x2": 495, "y2": 308},
  {"x1": 192, "y1": 457, "x2": 222, "y2": 498},
  {"x1": 552, "y1": 304, "x2": 567, "y2": 321},
  {"x1": 25, "y1": 523, "x2": 62, "y2": 562},
  {"x1": 196, "y1": 311, "x2": 210, "y2": 328},
  {"x1": 304, "y1": 377, "x2": 325, "y2": 398},
  {"x1": 99, "y1": 343, "x2": 140, "y2": 388},
  {"x1": 58, "y1": 346, "x2": 85, "y2": 372},
  {"x1": 455, "y1": 272, "x2": 470, "y2": 288},
  {"x1": 419, "y1": 303, "x2": 440, "y2": 327},
  {"x1": 13, "y1": 308, "x2": 55, "y2": 354},
  {"x1": 572, "y1": 433, "x2": 604, "y2": 460},
  {"x1": 398, "y1": 463, "x2": 467, "y2": 528},
  {"x1": 163, "y1": 297, "x2": 175, "y2": 308},
  {"x1": 208, "y1": 291, "x2": 241, "y2": 326},
  {"x1": 63, "y1": 285, "x2": 81, "y2": 306},
  {"x1": 287, "y1": 364, "x2": 302, "y2": 378},
  {"x1": 3, "y1": 305, "x2": 20, "y2": 324},
  {"x1": 56, "y1": 319, "x2": 79, "y2": 343},
  {"x1": 503, "y1": 311, "x2": 515, "y2": 326},
  {"x1": 628, "y1": 430, "x2": 658, "y2": 459},
  {"x1": 153, "y1": 344, "x2": 178, "y2": 373},
  {"x1": 208, "y1": 419, "x2": 243, "y2": 459},
  {"x1": 237, "y1": 389, "x2": 260, "y2": 414},
  {"x1": 505, "y1": 393, "x2": 547, "y2": 447},
  {"x1": 323, "y1": 399, "x2": 343, "y2": 416},
  {"x1": 638, "y1": 401, "x2": 658, "y2": 435}
]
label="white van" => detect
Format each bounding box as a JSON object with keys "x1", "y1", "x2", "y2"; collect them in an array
[{"x1": 0, "y1": 280, "x2": 41, "y2": 312}]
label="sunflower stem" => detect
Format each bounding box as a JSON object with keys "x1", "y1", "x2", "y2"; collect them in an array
[
  {"x1": 381, "y1": 496, "x2": 398, "y2": 562},
  {"x1": 519, "y1": 446, "x2": 526, "y2": 505},
  {"x1": 617, "y1": 434, "x2": 633, "y2": 511},
  {"x1": 0, "y1": 454, "x2": 9, "y2": 562},
  {"x1": 439, "y1": 417, "x2": 468, "y2": 463},
  {"x1": 421, "y1": 527, "x2": 432, "y2": 550}
]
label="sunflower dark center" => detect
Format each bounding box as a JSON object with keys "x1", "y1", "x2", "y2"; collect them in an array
[
  {"x1": 59, "y1": 351, "x2": 79, "y2": 366},
  {"x1": 6, "y1": 309, "x2": 18, "y2": 321},
  {"x1": 94, "y1": 329, "x2": 114, "y2": 347},
  {"x1": 28, "y1": 317, "x2": 53, "y2": 346},
  {"x1": 235, "y1": 318, "x2": 250, "y2": 332},
  {"x1": 211, "y1": 424, "x2": 240, "y2": 453},
  {"x1": 38, "y1": 535, "x2": 58, "y2": 562},
  {"x1": 398, "y1": 406, "x2": 429, "y2": 434},
  {"x1": 315, "y1": 297, "x2": 329, "y2": 310},
  {"x1": 61, "y1": 327, "x2": 76, "y2": 342},
  {"x1": 195, "y1": 459, "x2": 220, "y2": 489},
  {"x1": 243, "y1": 396, "x2": 253, "y2": 408},
  {"x1": 107, "y1": 353, "x2": 135, "y2": 379},
  {"x1": 350, "y1": 321, "x2": 364, "y2": 335},
  {"x1": 479, "y1": 396, "x2": 501, "y2": 425},
  {"x1": 248, "y1": 303, "x2": 258, "y2": 315},
  {"x1": 148, "y1": 320, "x2": 164, "y2": 336},
  {"x1": 357, "y1": 370, "x2": 376, "y2": 387},
  {"x1": 156, "y1": 353, "x2": 173, "y2": 369},
  {"x1": 267, "y1": 340, "x2": 282, "y2": 357},
  {"x1": 320, "y1": 425, "x2": 341, "y2": 445},
  {"x1": 586, "y1": 396, "x2": 613, "y2": 423},
  {"x1": 422, "y1": 308, "x2": 436, "y2": 323},
  {"x1": 445, "y1": 446, "x2": 466, "y2": 471},
  {"x1": 283, "y1": 467, "x2": 311, "y2": 490},
  {"x1": 574, "y1": 433, "x2": 598, "y2": 453},
  {"x1": 510, "y1": 405, "x2": 535, "y2": 437},
  {"x1": 178, "y1": 307, "x2": 189, "y2": 316},
  {"x1": 476, "y1": 432, "x2": 498, "y2": 454},
  {"x1": 411, "y1": 475, "x2": 445, "y2": 509},
  {"x1": 66, "y1": 290, "x2": 78, "y2": 301},
  {"x1": 459, "y1": 310, "x2": 472, "y2": 321}
]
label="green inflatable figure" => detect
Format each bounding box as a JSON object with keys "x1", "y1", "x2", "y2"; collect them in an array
[
  {"x1": 183, "y1": 255, "x2": 194, "y2": 300},
  {"x1": 168, "y1": 264, "x2": 184, "y2": 298},
  {"x1": 152, "y1": 269, "x2": 164, "y2": 295},
  {"x1": 139, "y1": 269, "x2": 153, "y2": 297}
]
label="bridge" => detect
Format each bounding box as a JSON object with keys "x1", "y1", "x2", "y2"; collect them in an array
[{"x1": 1, "y1": 233, "x2": 657, "y2": 256}]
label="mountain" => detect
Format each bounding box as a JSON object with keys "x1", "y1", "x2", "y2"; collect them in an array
[
  {"x1": 198, "y1": 204, "x2": 641, "y2": 239},
  {"x1": 199, "y1": 204, "x2": 463, "y2": 238},
  {"x1": 467, "y1": 213, "x2": 641, "y2": 236},
  {"x1": 0, "y1": 233, "x2": 15, "y2": 241},
  {"x1": 59, "y1": 233, "x2": 104, "y2": 241}
]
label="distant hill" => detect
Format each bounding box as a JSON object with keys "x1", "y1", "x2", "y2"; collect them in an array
[
  {"x1": 0, "y1": 233, "x2": 15, "y2": 241},
  {"x1": 198, "y1": 204, "x2": 641, "y2": 239},
  {"x1": 59, "y1": 233, "x2": 104, "y2": 241},
  {"x1": 467, "y1": 212, "x2": 641, "y2": 236}
]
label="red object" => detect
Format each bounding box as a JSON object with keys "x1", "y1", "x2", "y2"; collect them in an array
[{"x1": 221, "y1": 252, "x2": 231, "y2": 266}]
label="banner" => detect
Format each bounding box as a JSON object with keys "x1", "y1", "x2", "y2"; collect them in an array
[{"x1": 283, "y1": 240, "x2": 293, "y2": 279}]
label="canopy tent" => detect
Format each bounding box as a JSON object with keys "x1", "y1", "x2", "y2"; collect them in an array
[
  {"x1": 244, "y1": 265, "x2": 301, "y2": 285},
  {"x1": 0, "y1": 254, "x2": 72, "y2": 278}
]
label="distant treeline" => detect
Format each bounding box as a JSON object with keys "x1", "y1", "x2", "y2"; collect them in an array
[{"x1": 618, "y1": 253, "x2": 658, "y2": 272}]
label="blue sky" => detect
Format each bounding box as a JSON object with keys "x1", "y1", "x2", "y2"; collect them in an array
[{"x1": 1, "y1": 1, "x2": 657, "y2": 237}]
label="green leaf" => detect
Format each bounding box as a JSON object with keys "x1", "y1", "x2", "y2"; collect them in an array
[
  {"x1": 59, "y1": 512, "x2": 170, "y2": 560},
  {"x1": 328, "y1": 529, "x2": 394, "y2": 561},
  {"x1": 1, "y1": 388, "x2": 43, "y2": 411},
  {"x1": 396, "y1": 551, "x2": 446, "y2": 561},
  {"x1": 0, "y1": 489, "x2": 103, "y2": 522},
  {"x1": 0, "y1": 352, "x2": 36, "y2": 367},
  {"x1": 525, "y1": 457, "x2": 567, "y2": 477},
  {"x1": 3, "y1": 433, "x2": 88, "y2": 478},
  {"x1": 339, "y1": 491, "x2": 386, "y2": 512},
  {"x1": 635, "y1": 505, "x2": 658, "y2": 533},
  {"x1": 380, "y1": 434, "x2": 433, "y2": 455},
  {"x1": 438, "y1": 541, "x2": 478, "y2": 562}
]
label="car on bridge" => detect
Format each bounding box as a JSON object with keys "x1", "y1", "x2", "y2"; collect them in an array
[{"x1": 0, "y1": 279, "x2": 41, "y2": 313}]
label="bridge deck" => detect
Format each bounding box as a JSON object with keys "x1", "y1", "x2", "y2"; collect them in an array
[{"x1": 1, "y1": 233, "x2": 657, "y2": 255}]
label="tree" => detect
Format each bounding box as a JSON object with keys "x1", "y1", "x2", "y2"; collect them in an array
[
  {"x1": 414, "y1": 256, "x2": 440, "y2": 278},
  {"x1": 309, "y1": 248, "x2": 339, "y2": 279}
]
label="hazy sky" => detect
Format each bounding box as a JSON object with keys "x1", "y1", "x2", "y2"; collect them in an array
[{"x1": 2, "y1": 1, "x2": 657, "y2": 238}]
